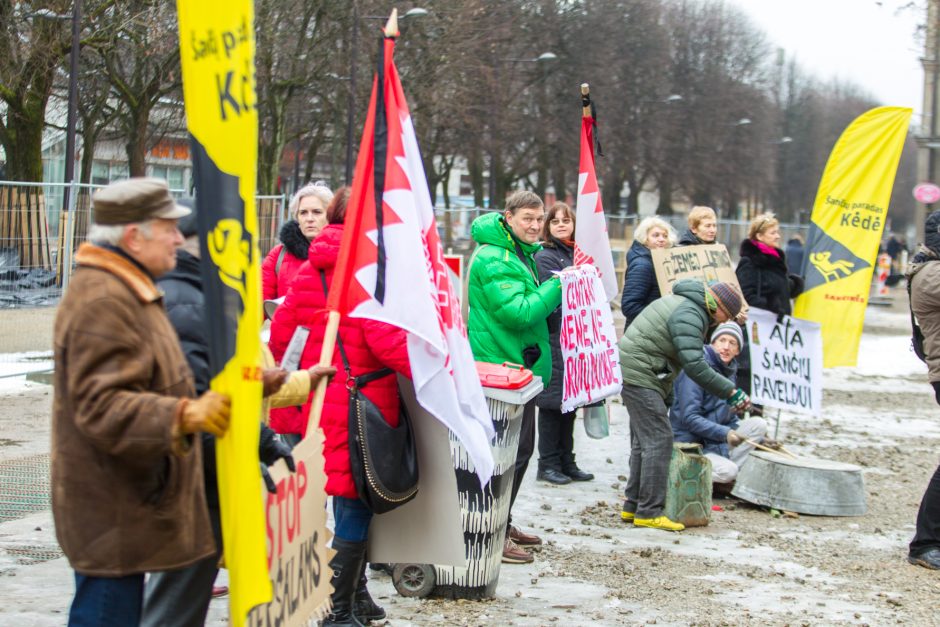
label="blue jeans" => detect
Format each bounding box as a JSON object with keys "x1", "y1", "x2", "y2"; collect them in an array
[
  {"x1": 332, "y1": 496, "x2": 372, "y2": 543},
  {"x1": 69, "y1": 572, "x2": 144, "y2": 626}
]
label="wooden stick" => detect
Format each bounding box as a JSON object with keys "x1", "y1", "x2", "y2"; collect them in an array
[
  {"x1": 304, "y1": 310, "x2": 341, "y2": 437},
  {"x1": 581, "y1": 83, "x2": 591, "y2": 118},
  {"x1": 745, "y1": 438, "x2": 798, "y2": 459},
  {"x1": 777, "y1": 444, "x2": 799, "y2": 459}
]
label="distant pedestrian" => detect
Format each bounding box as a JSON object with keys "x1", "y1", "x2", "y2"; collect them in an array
[
  {"x1": 621, "y1": 216, "x2": 677, "y2": 328},
  {"x1": 677, "y1": 206, "x2": 718, "y2": 246},
  {"x1": 785, "y1": 234, "x2": 805, "y2": 277},
  {"x1": 52, "y1": 178, "x2": 231, "y2": 626}
]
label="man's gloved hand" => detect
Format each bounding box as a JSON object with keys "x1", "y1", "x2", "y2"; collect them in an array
[
  {"x1": 932, "y1": 381, "x2": 940, "y2": 406},
  {"x1": 307, "y1": 365, "x2": 337, "y2": 388},
  {"x1": 181, "y1": 391, "x2": 231, "y2": 437},
  {"x1": 726, "y1": 388, "x2": 751, "y2": 413},
  {"x1": 259, "y1": 425, "x2": 295, "y2": 471},
  {"x1": 261, "y1": 463, "x2": 277, "y2": 494},
  {"x1": 262, "y1": 367, "x2": 289, "y2": 398},
  {"x1": 726, "y1": 430, "x2": 744, "y2": 447}
]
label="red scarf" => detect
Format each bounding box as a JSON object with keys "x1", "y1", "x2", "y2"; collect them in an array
[{"x1": 753, "y1": 239, "x2": 780, "y2": 258}]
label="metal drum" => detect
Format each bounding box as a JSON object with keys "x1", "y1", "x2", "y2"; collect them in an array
[{"x1": 731, "y1": 450, "x2": 867, "y2": 516}]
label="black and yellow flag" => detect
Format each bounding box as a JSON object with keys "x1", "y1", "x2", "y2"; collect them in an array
[{"x1": 177, "y1": 2, "x2": 270, "y2": 622}]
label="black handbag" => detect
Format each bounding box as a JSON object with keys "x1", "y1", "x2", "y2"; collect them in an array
[{"x1": 320, "y1": 270, "x2": 419, "y2": 514}]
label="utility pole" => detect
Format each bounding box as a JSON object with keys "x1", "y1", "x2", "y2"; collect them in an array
[{"x1": 916, "y1": 0, "x2": 940, "y2": 244}]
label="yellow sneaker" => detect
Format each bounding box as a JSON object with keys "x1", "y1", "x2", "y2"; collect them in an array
[
  {"x1": 633, "y1": 516, "x2": 685, "y2": 532},
  {"x1": 620, "y1": 510, "x2": 635, "y2": 522}
]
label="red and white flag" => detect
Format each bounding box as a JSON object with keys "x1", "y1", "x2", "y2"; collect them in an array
[
  {"x1": 574, "y1": 93, "x2": 618, "y2": 302},
  {"x1": 327, "y1": 18, "x2": 495, "y2": 485}
]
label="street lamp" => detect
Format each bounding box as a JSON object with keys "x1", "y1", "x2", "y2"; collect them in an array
[
  {"x1": 344, "y1": 6, "x2": 429, "y2": 184},
  {"x1": 770, "y1": 136, "x2": 793, "y2": 144},
  {"x1": 487, "y1": 51, "x2": 557, "y2": 207}
]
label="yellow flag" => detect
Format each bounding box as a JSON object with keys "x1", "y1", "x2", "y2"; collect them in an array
[
  {"x1": 793, "y1": 106, "x2": 912, "y2": 367},
  {"x1": 176, "y1": 2, "x2": 271, "y2": 623}
]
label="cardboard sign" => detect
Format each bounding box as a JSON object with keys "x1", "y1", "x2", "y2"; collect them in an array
[
  {"x1": 559, "y1": 266, "x2": 622, "y2": 413},
  {"x1": 246, "y1": 435, "x2": 333, "y2": 626},
  {"x1": 651, "y1": 244, "x2": 743, "y2": 296},
  {"x1": 747, "y1": 307, "x2": 823, "y2": 416}
]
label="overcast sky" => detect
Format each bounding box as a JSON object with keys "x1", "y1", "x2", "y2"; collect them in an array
[{"x1": 726, "y1": 0, "x2": 923, "y2": 116}]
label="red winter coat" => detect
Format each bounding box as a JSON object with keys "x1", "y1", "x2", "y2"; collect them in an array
[
  {"x1": 262, "y1": 220, "x2": 310, "y2": 303},
  {"x1": 268, "y1": 224, "x2": 411, "y2": 498}
]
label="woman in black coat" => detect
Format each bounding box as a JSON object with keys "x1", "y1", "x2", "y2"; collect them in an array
[
  {"x1": 534, "y1": 202, "x2": 593, "y2": 485},
  {"x1": 736, "y1": 212, "x2": 804, "y2": 316},
  {"x1": 735, "y1": 212, "x2": 804, "y2": 394},
  {"x1": 621, "y1": 216, "x2": 676, "y2": 328}
]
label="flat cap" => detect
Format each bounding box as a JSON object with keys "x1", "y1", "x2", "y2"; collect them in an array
[{"x1": 92, "y1": 177, "x2": 191, "y2": 225}]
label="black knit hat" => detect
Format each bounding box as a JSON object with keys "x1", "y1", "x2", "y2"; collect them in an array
[{"x1": 926, "y1": 210, "x2": 940, "y2": 255}]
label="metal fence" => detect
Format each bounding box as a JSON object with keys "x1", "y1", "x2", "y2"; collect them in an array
[{"x1": 0, "y1": 179, "x2": 808, "y2": 365}]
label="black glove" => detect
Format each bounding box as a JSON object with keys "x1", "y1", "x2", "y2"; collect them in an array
[
  {"x1": 933, "y1": 381, "x2": 940, "y2": 407},
  {"x1": 261, "y1": 463, "x2": 277, "y2": 494},
  {"x1": 259, "y1": 423, "x2": 296, "y2": 471}
]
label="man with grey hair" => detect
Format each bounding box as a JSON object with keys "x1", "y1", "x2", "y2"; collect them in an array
[{"x1": 52, "y1": 177, "x2": 231, "y2": 625}]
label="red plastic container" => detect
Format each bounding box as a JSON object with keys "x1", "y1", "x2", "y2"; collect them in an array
[{"x1": 475, "y1": 361, "x2": 534, "y2": 390}]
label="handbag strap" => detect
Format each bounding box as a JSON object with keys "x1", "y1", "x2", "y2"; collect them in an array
[{"x1": 318, "y1": 269, "x2": 394, "y2": 389}]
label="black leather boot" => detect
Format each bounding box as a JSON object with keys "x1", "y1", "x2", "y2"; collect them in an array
[
  {"x1": 561, "y1": 453, "x2": 594, "y2": 482},
  {"x1": 323, "y1": 538, "x2": 367, "y2": 627},
  {"x1": 353, "y1": 562, "x2": 386, "y2": 623}
]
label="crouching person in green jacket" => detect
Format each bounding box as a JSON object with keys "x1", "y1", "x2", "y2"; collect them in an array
[
  {"x1": 468, "y1": 190, "x2": 562, "y2": 565},
  {"x1": 618, "y1": 280, "x2": 750, "y2": 531}
]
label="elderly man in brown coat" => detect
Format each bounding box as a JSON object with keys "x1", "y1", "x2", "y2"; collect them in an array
[{"x1": 52, "y1": 178, "x2": 231, "y2": 625}]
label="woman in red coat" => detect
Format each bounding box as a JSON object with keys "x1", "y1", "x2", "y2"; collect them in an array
[
  {"x1": 268, "y1": 187, "x2": 411, "y2": 627},
  {"x1": 264, "y1": 182, "x2": 333, "y2": 439},
  {"x1": 261, "y1": 182, "x2": 334, "y2": 304}
]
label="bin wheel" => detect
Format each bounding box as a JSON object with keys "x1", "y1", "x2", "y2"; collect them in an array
[{"x1": 392, "y1": 563, "x2": 435, "y2": 598}]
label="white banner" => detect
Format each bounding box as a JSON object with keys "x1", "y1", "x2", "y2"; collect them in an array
[
  {"x1": 747, "y1": 308, "x2": 823, "y2": 416},
  {"x1": 559, "y1": 266, "x2": 622, "y2": 413}
]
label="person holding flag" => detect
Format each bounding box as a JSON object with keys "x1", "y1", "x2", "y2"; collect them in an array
[
  {"x1": 270, "y1": 188, "x2": 409, "y2": 626},
  {"x1": 468, "y1": 190, "x2": 562, "y2": 563}
]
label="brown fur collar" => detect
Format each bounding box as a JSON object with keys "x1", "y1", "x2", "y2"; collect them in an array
[{"x1": 74, "y1": 243, "x2": 162, "y2": 303}]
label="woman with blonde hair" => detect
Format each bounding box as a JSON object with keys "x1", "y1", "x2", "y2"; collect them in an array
[
  {"x1": 621, "y1": 216, "x2": 676, "y2": 328},
  {"x1": 678, "y1": 206, "x2": 718, "y2": 246}
]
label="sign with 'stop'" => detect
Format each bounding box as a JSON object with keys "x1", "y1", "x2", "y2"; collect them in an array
[
  {"x1": 747, "y1": 308, "x2": 823, "y2": 416},
  {"x1": 559, "y1": 266, "x2": 622, "y2": 413},
  {"x1": 247, "y1": 435, "x2": 333, "y2": 626}
]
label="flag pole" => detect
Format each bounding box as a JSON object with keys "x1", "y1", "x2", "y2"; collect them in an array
[
  {"x1": 581, "y1": 83, "x2": 592, "y2": 118},
  {"x1": 305, "y1": 9, "x2": 400, "y2": 437}
]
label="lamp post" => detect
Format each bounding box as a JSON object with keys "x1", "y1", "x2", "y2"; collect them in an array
[
  {"x1": 487, "y1": 51, "x2": 557, "y2": 208},
  {"x1": 344, "y1": 6, "x2": 428, "y2": 184}
]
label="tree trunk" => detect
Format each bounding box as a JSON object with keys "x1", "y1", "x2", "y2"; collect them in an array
[
  {"x1": 4, "y1": 109, "x2": 45, "y2": 181},
  {"x1": 125, "y1": 102, "x2": 152, "y2": 177}
]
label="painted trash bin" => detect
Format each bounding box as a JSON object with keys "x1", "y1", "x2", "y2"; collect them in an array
[{"x1": 391, "y1": 378, "x2": 543, "y2": 600}]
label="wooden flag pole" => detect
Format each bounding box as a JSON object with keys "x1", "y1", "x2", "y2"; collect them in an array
[
  {"x1": 581, "y1": 83, "x2": 591, "y2": 118},
  {"x1": 305, "y1": 310, "x2": 341, "y2": 437}
]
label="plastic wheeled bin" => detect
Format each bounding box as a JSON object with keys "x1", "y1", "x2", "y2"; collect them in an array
[{"x1": 392, "y1": 376, "x2": 543, "y2": 600}]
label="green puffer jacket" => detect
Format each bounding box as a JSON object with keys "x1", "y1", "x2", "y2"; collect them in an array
[
  {"x1": 618, "y1": 279, "x2": 735, "y2": 401},
  {"x1": 468, "y1": 212, "x2": 562, "y2": 384}
]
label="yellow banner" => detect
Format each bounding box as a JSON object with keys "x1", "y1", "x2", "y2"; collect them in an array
[
  {"x1": 177, "y1": 2, "x2": 270, "y2": 623},
  {"x1": 793, "y1": 106, "x2": 912, "y2": 367}
]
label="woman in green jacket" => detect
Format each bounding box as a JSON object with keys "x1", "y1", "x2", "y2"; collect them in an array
[{"x1": 468, "y1": 190, "x2": 562, "y2": 565}]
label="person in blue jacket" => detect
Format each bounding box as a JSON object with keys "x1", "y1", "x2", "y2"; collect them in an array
[
  {"x1": 669, "y1": 322, "x2": 768, "y2": 487},
  {"x1": 621, "y1": 216, "x2": 676, "y2": 328}
]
